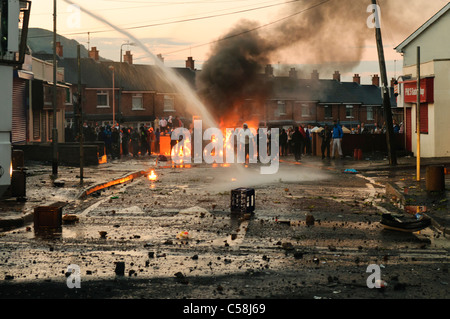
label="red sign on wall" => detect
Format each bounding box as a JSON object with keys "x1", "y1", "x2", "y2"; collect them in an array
[{"x1": 402, "y1": 77, "x2": 434, "y2": 104}]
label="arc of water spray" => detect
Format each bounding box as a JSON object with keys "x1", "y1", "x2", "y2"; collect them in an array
[{"x1": 62, "y1": 0, "x2": 217, "y2": 128}]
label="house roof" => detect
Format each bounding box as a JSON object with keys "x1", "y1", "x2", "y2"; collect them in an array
[
  {"x1": 35, "y1": 53, "x2": 392, "y2": 107},
  {"x1": 55, "y1": 58, "x2": 197, "y2": 93},
  {"x1": 268, "y1": 77, "x2": 392, "y2": 106},
  {"x1": 395, "y1": 2, "x2": 450, "y2": 52}
]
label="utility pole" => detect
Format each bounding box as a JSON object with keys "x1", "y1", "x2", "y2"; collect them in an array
[
  {"x1": 52, "y1": 0, "x2": 58, "y2": 178},
  {"x1": 371, "y1": 0, "x2": 397, "y2": 166},
  {"x1": 77, "y1": 44, "x2": 84, "y2": 184},
  {"x1": 416, "y1": 47, "x2": 421, "y2": 181}
]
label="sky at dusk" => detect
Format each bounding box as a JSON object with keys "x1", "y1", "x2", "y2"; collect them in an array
[{"x1": 28, "y1": 0, "x2": 449, "y2": 84}]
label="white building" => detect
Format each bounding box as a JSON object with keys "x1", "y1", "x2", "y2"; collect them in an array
[{"x1": 395, "y1": 2, "x2": 450, "y2": 158}]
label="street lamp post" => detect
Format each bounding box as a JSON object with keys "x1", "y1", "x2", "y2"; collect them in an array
[
  {"x1": 109, "y1": 65, "x2": 115, "y2": 126},
  {"x1": 52, "y1": 0, "x2": 58, "y2": 178}
]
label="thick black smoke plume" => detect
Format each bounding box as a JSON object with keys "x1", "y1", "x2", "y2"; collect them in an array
[{"x1": 197, "y1": 0, "x2": 440, "y2": 121}]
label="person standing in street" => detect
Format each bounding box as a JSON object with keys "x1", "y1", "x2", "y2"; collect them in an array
[
  {"x1": 131, "y1": 128, "x2": 140, "y2": 157},
  {"x1": 331, "y1": 120, "x2": 344, "y2": 159},
  {"x1": 291, "y1": 126, "x2": 303, "y2": 162},
  {"x1": 159, "y1": 117, "x2": 167, "y2": 134},
  {"x1": 279, "y1": 128, "x2": 288, "y2": 156},
  {"x1": 319, "y1": 125, "x2": 332, "y2": 160},
  {"x1": 239, "y1": 123, "x2": 253, "y2": 164}
]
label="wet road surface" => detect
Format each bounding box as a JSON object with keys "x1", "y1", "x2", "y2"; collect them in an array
[{"x1": 0, "y1": 159, "x2": 449, "y2": 299}]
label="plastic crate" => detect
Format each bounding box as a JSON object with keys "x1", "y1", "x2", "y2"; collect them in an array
[{"x1": 231, "y1": 188, "x2": 255, "y2": 214}]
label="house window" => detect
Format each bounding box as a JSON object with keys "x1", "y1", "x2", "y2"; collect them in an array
[
  {"x1": 301, "y1": 104, "x2": 311, "y2": 117},
  {"x1": 65, "y1": 88, "x2": 72, "y2": 104},
  {"x1": 44, "y1": 86, "x2": 52, "y2": 106},
  {"x1": 132, "y1": 94, "x2": 144, "y2": 110},
  {"x1": 324, "y1": 105, "x2": 332, "y2": 119},
  {"x1": 97, "y1": 90, "x2": 109, "y2": 108},
  {"x1": 367, "y1": 106, "x2": 374, "y2": 121},
  {"x1": 346, "y1": 105, "x2": 354, "y2": 118},
  {"x1": 164, "y1": 95, "x2": 175, "y2": 112},
  {"x1": 277, "y1": 101, "x2": 286, "y2": 115}
]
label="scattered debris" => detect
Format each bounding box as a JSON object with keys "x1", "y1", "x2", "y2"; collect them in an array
[
  {"x1": 293, "y1": 251, "x2": 304, "y2": 259},
  {"x1": 375, "y1": 279, "x2": 388, "y2": 289},
  {"x1": 176, "y1": 231, "x2": 190, "y2": 240},
  {"x1": 174, "y1": 272, "x2": 189, "y2": 284},
  {"x1": 281, "y1": 242, "x2": 294, "y2": 250},
  {"x1": 62, "y1": 214, "x2": 79, "y2": 224},
  {"x1": 305, "y1": 213, "x2": 315, "y2": 226},
  {"x1": 114, "y1": 262, "x2": 125, "y2": 276},
  {"x1": 380, "y1": 213, "x2": 431, "y2": 233},
  {"x1": 53, "y1": 180, "x2": 65, "y2": 187}
]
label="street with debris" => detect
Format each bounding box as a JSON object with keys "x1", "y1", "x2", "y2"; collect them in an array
[{"x1": 0, "y1": 156, "x2": 448, "y2": 300}]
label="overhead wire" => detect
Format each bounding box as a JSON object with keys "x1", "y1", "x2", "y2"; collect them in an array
[
  {"x1": 160, "y1": 0, "x2": 332, "y2": 57},
  {"x1": 29, "y1": 0, "x2": 300, "y2": 37}
]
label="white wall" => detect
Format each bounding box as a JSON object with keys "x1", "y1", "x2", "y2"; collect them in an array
[
  {"x1": 402, "y1": 12, "x2": 450, "y2": 67},
  {"x1": 403, "y1": 60, "x2": 450, "y2": 158},
  {"x1": 433, "y1": 60, "x2": 450, "y2": 157}
]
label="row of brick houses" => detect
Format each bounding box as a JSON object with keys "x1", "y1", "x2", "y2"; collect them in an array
[
  {"x1": 15, "y1": 41, "x2": 398, "y2": 150},
  {"x1": 37, "y1": 43, "x2": 397, "y2": 133},
  {"x1": 226, "y1": 65, "x2": 398, "y2": 133},
  {"x1": 52, "y1": 46, "x2": 197, "y2": 130}
]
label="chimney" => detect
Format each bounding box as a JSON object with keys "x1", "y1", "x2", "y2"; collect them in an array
[
  {"x1": 372, "y1": 74, "x2": 380, "y2": 86},
  {"x1": 157, "y1": 54, "x2": 164, "y2": 64},
  {"x1": 265, "y1": 64, "x2": 274, "y2": 77},
  {"x1": 353, "y1": 74, "x2": 361, "y2": 84},
  {"x1": 333, "y1": 71, "x2": 341, "y2": 82},
  {"x1": 124, "y1": 50, "x2": 133, "y2": 64},
  {"x1": 289, "y1": 68, "x2": 298, "y2": 79},
  {"x1": 89, "y1": 47, "x2": 99, "y2": 61},
  {"x1": 186, "y1": 56, "x2": 195, "y2": 70},
  {"x1": 390, "y1": 77, "x2": 397, "y2": 88},
  {"x1": 56, "y1": 42, "x2": 63, "y2": 57},
  {"x1": 311, "y1": 70, "x2": 319, "y2": 80}
]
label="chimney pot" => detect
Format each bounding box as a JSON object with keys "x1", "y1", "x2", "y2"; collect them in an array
[
  {"x1": 157, "y1": 54, "x2": 164, "y2": 63},
  {"x1": 89, "y1": 47, "x2": 99, "y2": 61},
  {"x1": 124, "y1": 50, "x2": 133, "y2": 64},
  {"x1": 390, "y1": 77, "x2": 397, "y2": 87},
  {"x1": 56, "y1": 41, "x2": 63, "y2": 58},
  {"x1": 372, "y1": 74, "x2": 380, "y2": 87},
  {"x1": 353, "y1": 74, "x2": 361, "y2": 84},
  {"x1": 333, "y1": 71, "x2": 341, "y2": 82},
  {"x1": 186, "y1": 56, "x2": 195, "y2": 70},
  {"x1": 289, "y1": 68, "x2": 297, "y2": 79},
  {"x1": 311, "y1": 70, "x2": 319, "y2": 80}
]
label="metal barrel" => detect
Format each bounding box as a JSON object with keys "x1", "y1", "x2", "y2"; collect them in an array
[{"x1": 426, "y1": 165, "x2": 445, "y2": 192}]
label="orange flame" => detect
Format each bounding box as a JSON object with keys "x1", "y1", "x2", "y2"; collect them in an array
[
  {"x1": 98, "y1": 155, "x2": 107, "y2": 164},
  {"x1": 148, "y1": 170, "x2": 157, "y2": 181}
]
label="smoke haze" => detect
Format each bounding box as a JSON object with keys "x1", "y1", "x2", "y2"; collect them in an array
[{"x1": 197, "y1": 0, "x2": 444, "y2": 120}]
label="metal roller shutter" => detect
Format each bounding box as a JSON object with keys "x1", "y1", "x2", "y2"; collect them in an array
[{"x1": 12, "y1": 78, "x2": 27, "y2": 145}]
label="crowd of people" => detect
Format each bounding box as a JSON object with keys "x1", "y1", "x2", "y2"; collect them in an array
[
  {"x1": 350, "y1": 120, "x2": 402, "y2": 135},
  {"x1": 64, "y1": 115, "x2": 185, "y2": 159},
  {"x1": 278, "y1": 120, "x2": 403, "y2": 161},
  {"x1": 65, "y1": 117, "x2": 402, "y2": 162}
]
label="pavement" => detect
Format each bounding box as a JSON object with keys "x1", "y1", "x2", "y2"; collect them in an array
[{"x1": 1, "y1": 154, "x2": 449, "y2": 237}]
